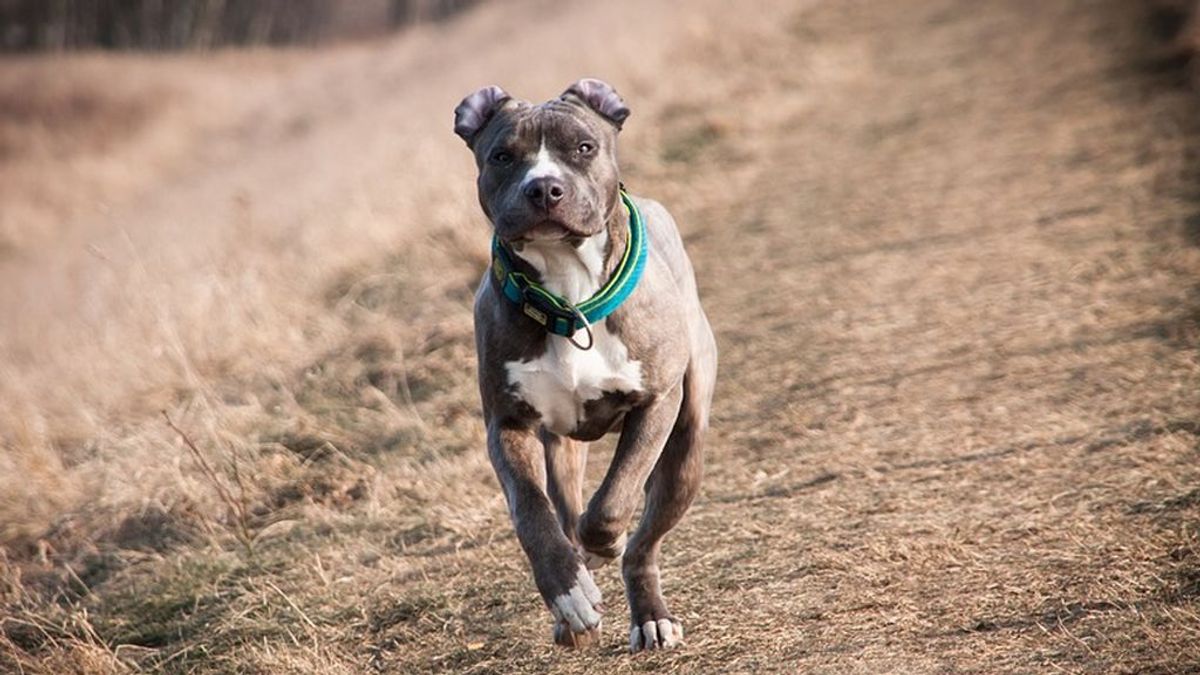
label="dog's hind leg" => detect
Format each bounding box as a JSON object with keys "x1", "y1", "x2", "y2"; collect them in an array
[
  {"x1": 542, "y1": 430, "x2": 587, "y2": 546},
  {"x1": 623, "y1": 346, "x2": 716, "y2": 651}
]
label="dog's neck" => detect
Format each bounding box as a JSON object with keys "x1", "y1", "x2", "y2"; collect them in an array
[{"x1": 510, "y1": 199, "x2": 628, "y2": 305}]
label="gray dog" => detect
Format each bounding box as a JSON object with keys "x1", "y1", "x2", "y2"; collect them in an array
[{"x1": 454, "y1": 78, "x2": 717, "y2": 651}]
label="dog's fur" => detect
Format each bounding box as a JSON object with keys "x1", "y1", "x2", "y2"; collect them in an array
[{"x1": 454, "y1": 79, "x2": 717, "y2": 651}]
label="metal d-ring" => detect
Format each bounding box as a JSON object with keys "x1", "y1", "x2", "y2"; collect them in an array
[{"x1": 566, "y1": 306, "x2": 595, "y2": 351}]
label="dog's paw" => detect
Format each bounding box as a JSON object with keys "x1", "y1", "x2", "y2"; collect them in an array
[
  {"x1": 629, "y1": 617, "x2": 684, "y2": 652},
  {"x1": 581, "y1": 531, "x2": 626, "y2": 570},
  {"x1": 553, "y1": 619, "x2": 601, "y2": 648},
  {"x1": 548, "y1": 565, "x2": 603, "y2": 646}
]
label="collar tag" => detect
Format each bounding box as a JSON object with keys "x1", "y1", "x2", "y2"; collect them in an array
[{"x1": 522, "y1": 303, "x2": 549, "y2": 326}]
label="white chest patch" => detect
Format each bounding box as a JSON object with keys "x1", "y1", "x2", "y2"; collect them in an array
[
  {"x1": 506, "y1": 322, "x2": 643, "y2": 435},
  {"x1": 502, "y1": 232, "x2": 643, "y2": 435}
]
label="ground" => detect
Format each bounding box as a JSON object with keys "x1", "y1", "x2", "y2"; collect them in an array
[{"x1": 1, "y1": 0, "x2": 1199, "y2": 673}]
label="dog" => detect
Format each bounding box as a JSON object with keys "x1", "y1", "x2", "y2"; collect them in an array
[{"x1": 454, "y1": 78, "x2": 717, "y2": 652}]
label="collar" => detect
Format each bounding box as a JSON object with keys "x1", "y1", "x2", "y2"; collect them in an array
[{"x1": 490, "y1": 190, "x2": 647, "y2": 350}]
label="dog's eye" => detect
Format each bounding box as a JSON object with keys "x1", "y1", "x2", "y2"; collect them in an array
[
  {"x1": 577, "y1": 141, "x2": 595, "y2": 155},
  {"x1": 490, "y1": 150, "x2": 514, "y2": 165}
]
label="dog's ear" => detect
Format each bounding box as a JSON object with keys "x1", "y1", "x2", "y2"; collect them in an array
[
  {"x1": 454, "y1": 85, "x2": 511, "y2": 146},
  {"x1": 561, "y1": 78, "x2": 630, "y2": 130}
]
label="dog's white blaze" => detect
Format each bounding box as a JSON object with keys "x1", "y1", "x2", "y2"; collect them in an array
[
  {"x1": 519, "y1": 141, "x2": 564, "y2": 190},
  {"x1": 505, "y1": 234, "x2": 642, "y2": 435}
]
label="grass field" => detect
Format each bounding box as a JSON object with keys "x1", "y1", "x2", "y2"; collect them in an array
[{"x1": 2, "y1": 0, "x2": 1199, "y2": 672}]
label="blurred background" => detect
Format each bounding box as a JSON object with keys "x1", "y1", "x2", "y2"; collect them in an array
[
  {"x1": 1, "y1": 1, "x2": 1199, "y2": 673},
  {"x1": 0, "y1": 0, "x2": 479, "y2": 49}
]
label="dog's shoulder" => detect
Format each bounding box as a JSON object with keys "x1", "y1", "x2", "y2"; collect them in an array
[{"x1": 629, "y1": 195, "x2": 697, "y2": 290}]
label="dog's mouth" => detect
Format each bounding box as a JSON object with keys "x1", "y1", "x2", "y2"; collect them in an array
[
  {"x1": 508, "y1": 220, "x2": 571, "y2": 243},
  {"x1": 496, "y1": 216, "x2": 595, "y2": 244}
]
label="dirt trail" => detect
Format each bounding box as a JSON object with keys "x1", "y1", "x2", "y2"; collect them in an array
[
  {"x1": 650, "y1": 1, "x2": 1200, "y2": 670},
  {"x1": 356, "y1": 0, "x2": 1200, "y2": 670},
  {"x1": 3, "y1": 0, "x2": 1199, "y2": 672},
  {"x1": 379, "y1": 0, "x2": 1200, "y2": 671}
]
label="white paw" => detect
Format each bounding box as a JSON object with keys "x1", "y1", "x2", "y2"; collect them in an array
[
  {"x1": 629, "y1": 618, "x2": 683, "y2": 652},
  {"x1": 549, "y1": 565, "x2": 603, "y2": 633},
  {"x1": 583, "y1": 532, "x2": 626, "y2": 570}
]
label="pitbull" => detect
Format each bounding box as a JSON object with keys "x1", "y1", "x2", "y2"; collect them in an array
[{"x1": 454, "y1": 78, "x2": 717, "y2": 652}]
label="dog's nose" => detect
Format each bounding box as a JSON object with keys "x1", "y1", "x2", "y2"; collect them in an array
[{"x1": 523, "y1": 177, "x2": 568, "y2": 210}]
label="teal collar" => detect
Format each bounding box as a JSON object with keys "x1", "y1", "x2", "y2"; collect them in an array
[{"x1": 490, "y1": 190, "x2": 647, "y2": 350}]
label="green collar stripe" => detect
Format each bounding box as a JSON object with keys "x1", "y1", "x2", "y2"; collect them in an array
[{"x1": 491, "y1": 190, "x2": 647, "y2": 339}]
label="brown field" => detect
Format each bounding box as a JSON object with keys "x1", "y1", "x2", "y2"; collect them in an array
[{"x1": 2, "y1": 0, "x2": 1200, "y2": 672}]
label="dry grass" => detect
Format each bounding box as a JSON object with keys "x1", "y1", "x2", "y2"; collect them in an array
[
  {"x1": 2, "y1": 0, "x2": 1200, "y2": 672},
  {"x1": 0, "y1": 50, "x2": 302, "y2": 258}
]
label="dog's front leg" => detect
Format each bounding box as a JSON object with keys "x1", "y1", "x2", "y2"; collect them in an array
[
  {"x1": 576, "y1": 383, "x2": 684, "y2": 568},
  {"x1": 486, "y1": 421, "x2": 603, "y2": 647}
]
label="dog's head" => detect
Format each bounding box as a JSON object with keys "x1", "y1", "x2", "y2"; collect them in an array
[{"x1": 454, "y1": 79, "x2": 630, "y2": 243}]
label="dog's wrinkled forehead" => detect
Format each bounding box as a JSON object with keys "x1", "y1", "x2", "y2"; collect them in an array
[{"x1": 476, "y1": 98, "x2": 613, "y2": 157}]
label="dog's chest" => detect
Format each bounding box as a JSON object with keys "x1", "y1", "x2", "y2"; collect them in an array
[
  {"x1": 501, "y1": 235, "x2": 644, "y2": 436},
  {"x1": 505, "y1": 323, "x2": 643, "y2": 437}
]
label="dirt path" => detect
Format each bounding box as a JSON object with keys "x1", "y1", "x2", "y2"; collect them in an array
[
  {"x1": 655, "y1": 1, "x2": 1200, "y2": 670},
  {"x1": 371, "y1": 0, "x2": 1200, "y2": 671},
  {"x1": 3, "y1": 0, "x2": 1199, "y2": 673}
]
